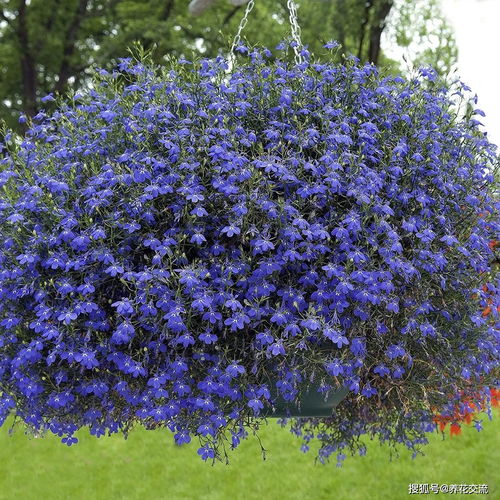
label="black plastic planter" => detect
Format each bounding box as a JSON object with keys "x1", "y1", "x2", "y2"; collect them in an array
[{"x1": 263, "y1": 384, "x2": 349, "y2": 418}]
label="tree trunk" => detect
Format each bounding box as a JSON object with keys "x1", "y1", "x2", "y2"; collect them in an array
[
  {"x1": 17, "y1": 0, "x2": 37, "y2": 117},
  {"x1": 367, "y1": 0, "x2": 394, "y2": 65},
  {"x1": 54, "y1": 0, "x2": 89, "y2": 94},
  {"x1": 161, "y1": 0, "x2": 175, "y2": 21},
  {"x1": 333, "y1": 0, "x2": 347, "y2": 51},
  {"x1": 358, "y1": 0, "x2": 374, "y2": 61}
]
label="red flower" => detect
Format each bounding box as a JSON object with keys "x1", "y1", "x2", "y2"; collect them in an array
[{"x1": 433, "y1": 387, "x2": 499, "y2": 436}]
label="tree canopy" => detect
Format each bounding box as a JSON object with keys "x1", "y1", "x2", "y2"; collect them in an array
[{"x1": 0, "y1": 0, "x2": 457, "y2": 131}]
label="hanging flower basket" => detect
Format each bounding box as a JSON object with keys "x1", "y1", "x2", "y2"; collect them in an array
[{"x1": 0, "y1": 37, "x2": 499, "y2": 464}]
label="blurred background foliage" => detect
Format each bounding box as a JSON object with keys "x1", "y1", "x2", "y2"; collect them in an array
[{"x1": 0, "y1": 0, "x2": 457, "y2": 132}]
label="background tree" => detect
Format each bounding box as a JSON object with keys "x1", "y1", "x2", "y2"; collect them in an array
[
  {"x1": 387, "y1": 0, "x2": 458, "y2": 76},
  {"x1": 0, "y1": 0, "x2": 457, "y2": 131}
]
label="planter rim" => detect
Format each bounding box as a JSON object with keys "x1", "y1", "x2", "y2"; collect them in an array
[{"x1": 262, "y1": 385, "x2": 349, "y2": 418}]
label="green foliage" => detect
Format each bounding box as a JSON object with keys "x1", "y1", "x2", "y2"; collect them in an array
[
  {"x1": 0, "y1": 0, "x2": 299, "y2": 126},
  {"x1": 388, "y1": 0, "x2": 458, "y2": 76},
  {"x1": 0, "y1": 0, "x2": 457, "y2": 131}
]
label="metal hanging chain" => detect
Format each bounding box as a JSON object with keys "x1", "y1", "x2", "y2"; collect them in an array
[
  {"x1": 228, "y1": 0, "x2": 304, "y2": 67},
  {"x1": 229, "y1": 0, "x2": 256, "y2": 66},
  {"x1": 287, "y1": 0, "x2": 303, "y2": 65}
]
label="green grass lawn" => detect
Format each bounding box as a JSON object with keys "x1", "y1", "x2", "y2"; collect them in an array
[{"x1": 0, "y1": 414, "x2": 498, "y2": 500}]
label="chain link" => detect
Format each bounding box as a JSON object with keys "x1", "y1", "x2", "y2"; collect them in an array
[
  {"x1": 228, "y1": 0, "x2": 303, "y2": 68},
  {"x1": 287, "y1": 0, "x2": 303, "y2": 65},
  {"x1": 229, "y1": 0, "x2": 255, "y2": 67}
]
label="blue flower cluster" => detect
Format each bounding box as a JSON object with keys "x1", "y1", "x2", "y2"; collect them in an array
[{"x1": 0, "y1": 43, "x2": 499, "y2": 463}]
